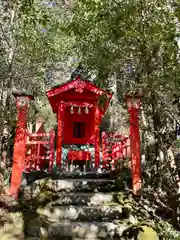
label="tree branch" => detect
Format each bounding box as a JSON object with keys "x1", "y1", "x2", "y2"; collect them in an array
[{"x1": 0, "y1": 23, "x2": 10, "y2": 47}]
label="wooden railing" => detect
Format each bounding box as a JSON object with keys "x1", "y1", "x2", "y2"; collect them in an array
[
  {"x1": 101, "y1": 131, "x2": 130, "y2": 169},
  {"x1": 25, "y1": 130, "x2": 55, "y2": 172}
]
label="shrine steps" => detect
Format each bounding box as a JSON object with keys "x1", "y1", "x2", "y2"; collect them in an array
[
  {"x1": 49, "y1": 192, "x2": 115, "y2": 206},
  {"x1": 36, "y1": 205, "x2": 124, "y2": 221},
  {"x1": 20, "y1": 173, "x2": 130, "y2": 239},
  {"x1": 34, "y1": 221, "x2": 125, "y2": 239},
  {"x1": 22, "y1": 180, "x2": 117, "y2": 197},
  {"x1": 24, "y1": 171, "x2": 112, "y2": 184}
]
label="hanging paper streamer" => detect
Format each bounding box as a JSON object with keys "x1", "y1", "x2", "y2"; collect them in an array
[
  {"x1": 78, "y1": 107, "x2": 81, "y2": 114},
  {"x1": 85, "y1": 106, "x2": 89, "y2": 114},
  {"x1": 70, "y1": 106, "x2": 74, "y2": 114}
]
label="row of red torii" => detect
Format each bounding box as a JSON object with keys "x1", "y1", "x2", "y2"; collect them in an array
[{"x1": 9, "y1": 76, "x2": 141, "y2": 198}]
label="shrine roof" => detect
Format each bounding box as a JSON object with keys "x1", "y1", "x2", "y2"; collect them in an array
[
  {"x1": 46, "y1": 76, "x2": 112, "y2": 98},
  {"x1": 46, "y1": 76, "x2": 113, "y2": 114}
]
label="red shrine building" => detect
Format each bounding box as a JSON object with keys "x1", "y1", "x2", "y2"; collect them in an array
[
  {"x1": 9, "y1": 75, "x2": 141, "y2": 198},
  {"x1": 46, "y1": 76, "x2": 112, "y2": 169}
]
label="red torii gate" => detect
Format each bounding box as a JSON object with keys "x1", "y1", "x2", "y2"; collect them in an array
[
  {"x1": 9, "y1": 91, "x2": 55, "y2": 198},
  {"x1": 9, "y1": 77, "x2": 141, "y2": 198},
  {"x1": 9, "y1": 91, "x2": 34, "y2": 198},
  {"x1": 126, "y1": 94, "x2": 141, "y2": 194}
]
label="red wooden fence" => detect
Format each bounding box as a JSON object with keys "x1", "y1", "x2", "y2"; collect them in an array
[
  {"x1": 25, "y1": 130, "x2": 55, "y2": 172},
  {"x1": 102, "y1": 131, "x2": 130, "y2": 169}
]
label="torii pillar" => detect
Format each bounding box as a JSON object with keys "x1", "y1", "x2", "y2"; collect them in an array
[
  {"x1": 94, "y1": 105, "x2": 101, "y2": 168},
  {"x1": 9, "y1": 90, "x2": 34, "y2": 199},
  {"x1": 56, "y1": 103, "x2": 64, "y2": 168},
  {"x1": 126, "y1": 94, "x2": 141, "y2": 194}
]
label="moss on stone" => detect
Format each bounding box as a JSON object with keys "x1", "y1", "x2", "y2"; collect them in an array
[
  {"x1": 103, "y1": 201, "x2": 119, "y2": 206},
  {"x1": 138, "y1": 226, "x2": 159, "y2": 240},
  {"x1": 36, "y1": 190, "x2": 56, "y2": 202},
  {"x1": 38, "y1": 178, "x2": 50, "y2": 191},
  {"x1": 115, "y1": 191, "x2": 126, "y2": 204},
  {"x1": 20, "y1": 176, "x2": 180, "y2": 239}
]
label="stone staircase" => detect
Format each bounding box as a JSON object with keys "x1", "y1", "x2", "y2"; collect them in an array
[{"x1": 19, "y1": 172, "x2": 158, "y2": 240}]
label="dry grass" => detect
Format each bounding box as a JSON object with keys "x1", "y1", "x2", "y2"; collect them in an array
[
  {"x1": 0, "y1": 194, "x2": 24, "y2": 240},
  {"x1": 0, "y1": 211, "x2": 24, "y2": 240}
]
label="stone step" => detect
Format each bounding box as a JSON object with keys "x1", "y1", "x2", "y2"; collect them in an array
[
  {"x1": 51, "y1": 172, "x2": 111, "y2": 179},
  {"x1": 27, "y1": 220, "x2": 127, "y2": 239},
  {"x1": 37, "y1": 205, "x2": 124, "y2": 222},
  {"x1": 25, "y1": 171, "x2": 111, "y2": 184},
  {"x1": 50, "y1": 192, "x2": 116, "y2": 206},
  {"x1": 20, "y1": 178, "x2": 116, "y2": 200}
]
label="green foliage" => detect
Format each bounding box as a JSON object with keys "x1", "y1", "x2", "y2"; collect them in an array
[
  {"x1": 156, "y1": 221, "x2": 180, "y2": 240},
  {"x1": 98, "y1": 93, "x2": 108, "y2": 110},
  {"x1": 0, "y1": 0, "x2": 74, "y2": 116},
  {"x1": 0, "y1": 0, "x2": 75, "y2": 154},
  {"x1": 70, "y1": 0, "x2": 180, "y2": 91},
  {"x1": 112, "y1": 158, "x2": 132, "y2": 190}
]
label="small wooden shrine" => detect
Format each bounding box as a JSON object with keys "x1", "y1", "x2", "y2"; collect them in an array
[{"x1": 46, "y1": 76, "x2": 112, "y2": 169}]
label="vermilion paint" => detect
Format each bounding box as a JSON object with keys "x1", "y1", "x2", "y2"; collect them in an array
[
  {"x1": 10, "y1": 98, "x2": 30, "y2": 198},
  {"x1": 46, "y1": 76, "x2": 112, "y2": 168},
  {"x1": 128, "y1": 99, "x2": 141, "y2": 194}
]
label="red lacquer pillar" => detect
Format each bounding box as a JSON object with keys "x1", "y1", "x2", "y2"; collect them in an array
[
  {"x1": 101, "y1": 131, "x2": 106, "y2": 169},
  {"x1": 94, "y1": 106, "x2": 101, "y2": 168},
  {"x1": 10, "y1": 92, "x2": 34, "y2": 198},
  {"x1": 56, "y1": 103, "x2": 64, "y2": 168},
  {"x1": 49, "y1": 130, "x2": 55, "y2": 171},
  {"x1": 126, "y1": 95, "x2": 141, "y2": 194}
]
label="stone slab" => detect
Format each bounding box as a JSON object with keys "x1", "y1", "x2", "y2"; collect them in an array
[{"x1": 37, "y1": 205, "x2": 123, "y2": 221}]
